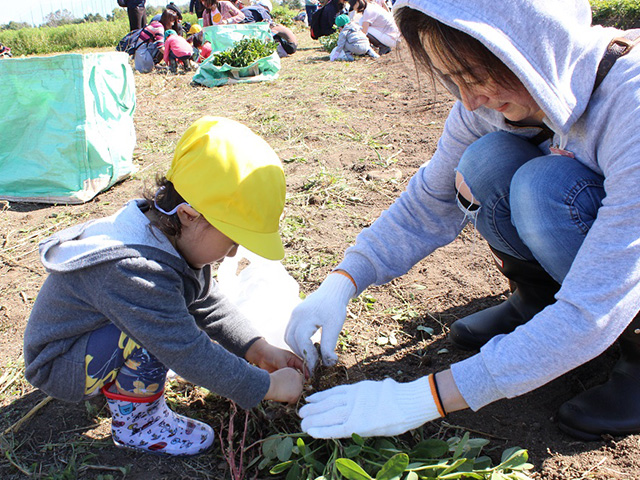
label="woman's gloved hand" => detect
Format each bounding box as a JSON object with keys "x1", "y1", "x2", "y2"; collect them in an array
[
  {"x1": 299, "y1": 375, "x2": 445, "y2": 438},
  {"x1": 285, "y1": 272, "x2": 356, "y2": 372}
]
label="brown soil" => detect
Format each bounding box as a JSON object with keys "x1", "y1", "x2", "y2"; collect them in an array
[{"x1": 1, "y1": 31, "x2": 639, "y2": 479}]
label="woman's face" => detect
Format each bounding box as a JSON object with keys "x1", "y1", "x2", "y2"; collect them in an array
[{"x1": 430, "y1": 55, "x2": 544, "y2": 124}]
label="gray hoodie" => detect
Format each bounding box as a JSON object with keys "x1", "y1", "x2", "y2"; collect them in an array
[
  {"x1": 337, "y1": 0, "x2": 640, "y2": 410},
  {"x1": 24, "y1": 200, "x2": 270, "y2": 409}
]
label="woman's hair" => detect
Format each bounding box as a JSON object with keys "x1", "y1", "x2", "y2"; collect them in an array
[
  {"x1": 348, "y1": 0, "x2": 367, "y2": 14},
  {"x1": 143, "y1": 176, "x2": 187, "y2": 238},
  {"x1": 395, "y1": 8, "x2": 522, "y2": 92},
  {"x1": 201, "y1": 0, "x2": 219, "y2": 9},
  {"x1": 190, "y1": 31, "x2": 204, "y2": 48},
  {"x1": 160, "y1": 9, "x2": 179, "y2": 30}
]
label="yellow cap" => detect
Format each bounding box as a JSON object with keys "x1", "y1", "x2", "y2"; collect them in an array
[
  {"x1": 188, "y1": 23, "x2": 202, "y2": 35},
  {"x1": 168, "y1": 117, "x2": 286, "y2": 260}
]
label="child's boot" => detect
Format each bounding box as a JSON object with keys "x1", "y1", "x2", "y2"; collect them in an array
[
  {"x1": 366, "y1": 48, "x2": 380, "y2": 59},
  {"x1": 344, "y1": 52, "x2": 355, "y2": 61},
  {"x1": 169, "y1": 58, "x2": 178, "y2": 74},
  {"x1": 101, "y1": 384, "x2": 214, "y2": 456}
]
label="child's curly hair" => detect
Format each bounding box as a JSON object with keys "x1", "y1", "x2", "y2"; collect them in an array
[{"x1": 142, "y1": 175, "x2": 187, "y2": 238}]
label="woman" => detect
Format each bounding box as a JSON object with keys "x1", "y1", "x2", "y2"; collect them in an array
[
  {"x1": 286, "y1": 0, "x2": 640, "y2": 441},
  {"x1": 133, "y1": 9, "x2": 178, "y2": 73},
  {"x1": 201, "y1": 0, "x2": 245, "y2": 26},
  {"x1": 348, "y1": 0, "x2": 399, "y2": 54}
]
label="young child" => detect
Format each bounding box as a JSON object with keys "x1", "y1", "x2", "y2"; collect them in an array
[
  {"x1": 24, "y1": 117, "x2": 306, "y2": 457},
  {"x1": 330, "y1": 14, "x2": 379, "y2": 62},
  {"x1": 189, "y1": 31, "x2": 213, "y2": 63},
  {"x1": 163, "y1": 29, "x2": 198, "y2": 73}
]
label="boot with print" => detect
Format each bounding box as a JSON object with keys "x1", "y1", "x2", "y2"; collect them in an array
[{"x1": 101, "y1": 384, "x2": 214, "y2": 456}]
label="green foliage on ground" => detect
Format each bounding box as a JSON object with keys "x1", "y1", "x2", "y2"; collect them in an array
[
  {"x1": 591, "y1": 0, "x2": 640, "y2": 28},
  {"x1": 0, "y1": 17, "x2": 129, "y2": 56},
  {"x1": 211, "y1": 37, "x2": 278, "y2": 67}
]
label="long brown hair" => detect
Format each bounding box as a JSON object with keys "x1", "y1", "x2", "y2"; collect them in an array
[{"x1": 395, "y1": 8, "x2": 522, "y2": 93}]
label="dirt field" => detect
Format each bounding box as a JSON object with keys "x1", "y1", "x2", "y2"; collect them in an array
[{"x1": 2, "y1": 29, "x2": 640, "y2": 479}]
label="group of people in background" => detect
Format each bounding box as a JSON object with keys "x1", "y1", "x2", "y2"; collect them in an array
[
  {"x1": 121, "y1": 0, "x2": 400, "y2": 73},
  {"x1": 121, "y1": 0, "x2": 298, "y2": 74}
]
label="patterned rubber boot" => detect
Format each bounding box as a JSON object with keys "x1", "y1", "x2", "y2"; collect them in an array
[{"x1": 101, "y1": 384, "x2": 214, "y2": 456}]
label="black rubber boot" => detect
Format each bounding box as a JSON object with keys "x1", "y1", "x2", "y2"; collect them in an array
[
  {"x1": 449, "y1": 247, "x2": 560, "y2": 350},
  {"x1": 557, "y1": 314, "x2": 640, "y2": 440}
]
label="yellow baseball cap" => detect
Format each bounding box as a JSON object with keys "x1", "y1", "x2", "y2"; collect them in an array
[
  {"x1": 168, "y1": 117, "x2": 286, "y2": 260},
  {"x1": 188, "y1": 23, "x2": 201, "y2": 35}
]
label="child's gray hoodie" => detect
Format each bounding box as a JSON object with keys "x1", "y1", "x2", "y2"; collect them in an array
[
  {"x1": 24, "y1": 200, "x2": 270, "y2": 409},
  {"x1": 338, "y1": 0, "x2": 640, "y2": 410}
]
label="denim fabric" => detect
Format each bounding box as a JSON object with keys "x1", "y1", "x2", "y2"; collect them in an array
[{"x1": 456, "y1": 131, "x2": 605, "y2": 283}]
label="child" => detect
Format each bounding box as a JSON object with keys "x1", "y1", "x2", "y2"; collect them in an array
[
  {"x1": 330, "y1": 14, "x2": 379, "y2": 62},
  {"x1": 24, "y1": 117, "x2": 306, "y2": 457},
  {"x1": 189, "y1": 31, "x2": 213, "y2": 63},
  {"x1": 163, "y1": 29, "x2": 198, "y2": 73}
]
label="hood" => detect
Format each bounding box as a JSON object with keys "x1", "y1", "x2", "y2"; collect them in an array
[
  {"x1": 393, "y1": 0, "x2": 618, "y2": 135},
  {"x1": 40, "y1": 200, "x2": 181, "y2": 273}
]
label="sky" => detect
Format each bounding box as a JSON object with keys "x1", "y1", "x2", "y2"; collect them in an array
[{"x1": 0, "y1": 0, "x2": 178, "y2": 27}]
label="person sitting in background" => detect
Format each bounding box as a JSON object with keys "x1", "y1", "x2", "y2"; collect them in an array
[
  {"x1": 0, "y1": 43, "x2": 12, "y2": 58},
  {"x1": 133, "y1": 10, "x2": 172, "y2": 72},
  {"x1": 270, "y1": 23, "x2": 298, "y2": 57},
  {"x1": 188, "y1": 31, "x2": 213, "y2": 63},
  {"x1": 347, "y1": 0, "x2": 399, "y2": 55},
  {"x1": 163, "y1": 29, "x2": 198, "y2": 73},
  {"x1": 202, "y1": 0, "x2": 246, "y2": 26},
  {"x1": 330, "y1": 14, "x2": 379, "y2": 61},
  {"x1": 125, "y1": 0, "x2": 147, "y2": 31},
  {"x1": 241, "y1": 0, "x2": 273, "y2": 23},
  {"x1": 189, "y1": 0, "x2": 205, "y2": 19}
]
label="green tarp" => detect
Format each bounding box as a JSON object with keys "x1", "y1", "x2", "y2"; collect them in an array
[
  {"x1": 192, "y1": 23, "x2": 280, "y2": 87},
  {"x1": 0, "y1": 52, "x2": 136, "y2": 204}
]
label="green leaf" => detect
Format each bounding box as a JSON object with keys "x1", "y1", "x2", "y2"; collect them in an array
[
  {"x1": 376, "y1": 453, "x2": 409, "y2": 480},
  {"x1": 410, "y1": 439, "x2": 450, "y2": 459},
  {"x1": 297, "y1": 437, "x2": 307, "y2": 456},
  {"x1": 336, "y1": 458, "x2": 374, "y2": 480},
  {"x1": 270, "y1": 460, "x2": 294, "y2": 474},
  {"x1": 344, "y1": 445, "x2": 363, "y2": 458},
  {"x1": 498, "y1": 448, "x2": 529, "y2": 470},
  {"x1": 262, "y1": 435, "x2": 281, "y2": 460},
  {"x1": 285, "y1": 462, "x2": 302, "y2": 480},
  {"x1": 277, "y1": 436, "x2": 294, "y2": 462},
  {"x1": 451, "y1": 432, "x2": 470, "y2": 460},
  {"x1": 352, "y1": 433, "x2": 365, "y2": 446}
]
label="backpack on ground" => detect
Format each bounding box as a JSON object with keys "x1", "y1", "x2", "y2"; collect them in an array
[{"x1": 116, "y1": 29, "x2": 144, "y2": 55}]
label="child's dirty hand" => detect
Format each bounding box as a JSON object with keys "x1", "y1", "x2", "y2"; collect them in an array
[
  {"x1": 246, "y1": 338, "x2": 310, "y2": 379},
  {"x1": 265, "y1": 367, "x2": 305, "y2": 404}
]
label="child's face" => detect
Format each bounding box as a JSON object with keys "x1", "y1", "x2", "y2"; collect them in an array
[{"x1": 176, "y1": 209, "x2": 239, "y2": 268}]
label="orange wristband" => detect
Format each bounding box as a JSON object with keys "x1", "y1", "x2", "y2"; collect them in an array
[
  {"x1": 428, "y1": 373, "x2": 446, "y2": 417},
  {"x1": 332, "y1": 269, "x2": 357, "y2": 291}
]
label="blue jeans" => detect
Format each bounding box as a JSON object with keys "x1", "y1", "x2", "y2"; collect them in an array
[{"x1": 456, "y1": 131, "x2": 606, "y2": 284}]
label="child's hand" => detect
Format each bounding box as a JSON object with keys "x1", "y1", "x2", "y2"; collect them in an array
[
  {"x1": 265, "y1": 367, "x2": 305, "y2": 403},
  {"x1": 246, "y1": 338, "x2": 310, "y2": 378}
]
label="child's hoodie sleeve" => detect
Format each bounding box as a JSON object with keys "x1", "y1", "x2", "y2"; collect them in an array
[{"x1": 89, "y1": 258, "x2": 270, "y2": 409}]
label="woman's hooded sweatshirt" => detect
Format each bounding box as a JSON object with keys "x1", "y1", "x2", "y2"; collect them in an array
[
  {"x1": 24, "y1": 200, "x2": 270, "y2": 409},
  {"x1": 336, "y1": 0, "x2": 640, "y2": 410}
]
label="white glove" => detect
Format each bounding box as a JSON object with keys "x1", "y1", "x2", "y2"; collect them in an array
[
  {"x1": 299, "y1": 375, "x2": 445, "y2": 438},
  {"x1": 285, "y1": 272, "x2": 355, "y2": 372}
]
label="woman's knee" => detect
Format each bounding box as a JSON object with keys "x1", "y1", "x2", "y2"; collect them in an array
[{"x1": 456, "y1": 131, "x2": 542, "y2": 205}]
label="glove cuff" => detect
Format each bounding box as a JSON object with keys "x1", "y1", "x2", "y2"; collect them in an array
[
  {"x1": 393, "y1": 375, "x2": 445, "y2": 431},
  {"x1": 319, "y1": 271, "x2": 356, "y2": 304}
]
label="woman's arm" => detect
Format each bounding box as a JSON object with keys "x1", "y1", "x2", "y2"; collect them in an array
[
  {"x1": 221, "y1": 1, "x2": 245, "y2": 23},
  {"x1": 361, "y1": 21, "x2": 370, "y2": 34}
]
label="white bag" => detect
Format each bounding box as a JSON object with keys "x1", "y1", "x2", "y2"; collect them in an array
[{"x1": 217, "y1": 247, "x2": 302, "y2": 350}]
